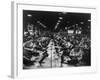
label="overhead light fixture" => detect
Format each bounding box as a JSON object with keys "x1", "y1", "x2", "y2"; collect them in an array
[
  {"x1": 80, "y1": 22, "x2": 84, "y2": 24},
  {"x1": 58, "y1": 20, "x2": 61, "y2": 23},
  {"x1": 59, "y1": 17, "x2": 63, "y2": 20},
  {"x1": 27, "y1": 14, "x2": 32, "y2": 17}
]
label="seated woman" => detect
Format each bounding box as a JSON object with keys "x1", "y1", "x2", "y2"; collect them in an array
[{"x1": 69, "y1": 47, "x2": 84, "y2": 66}]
